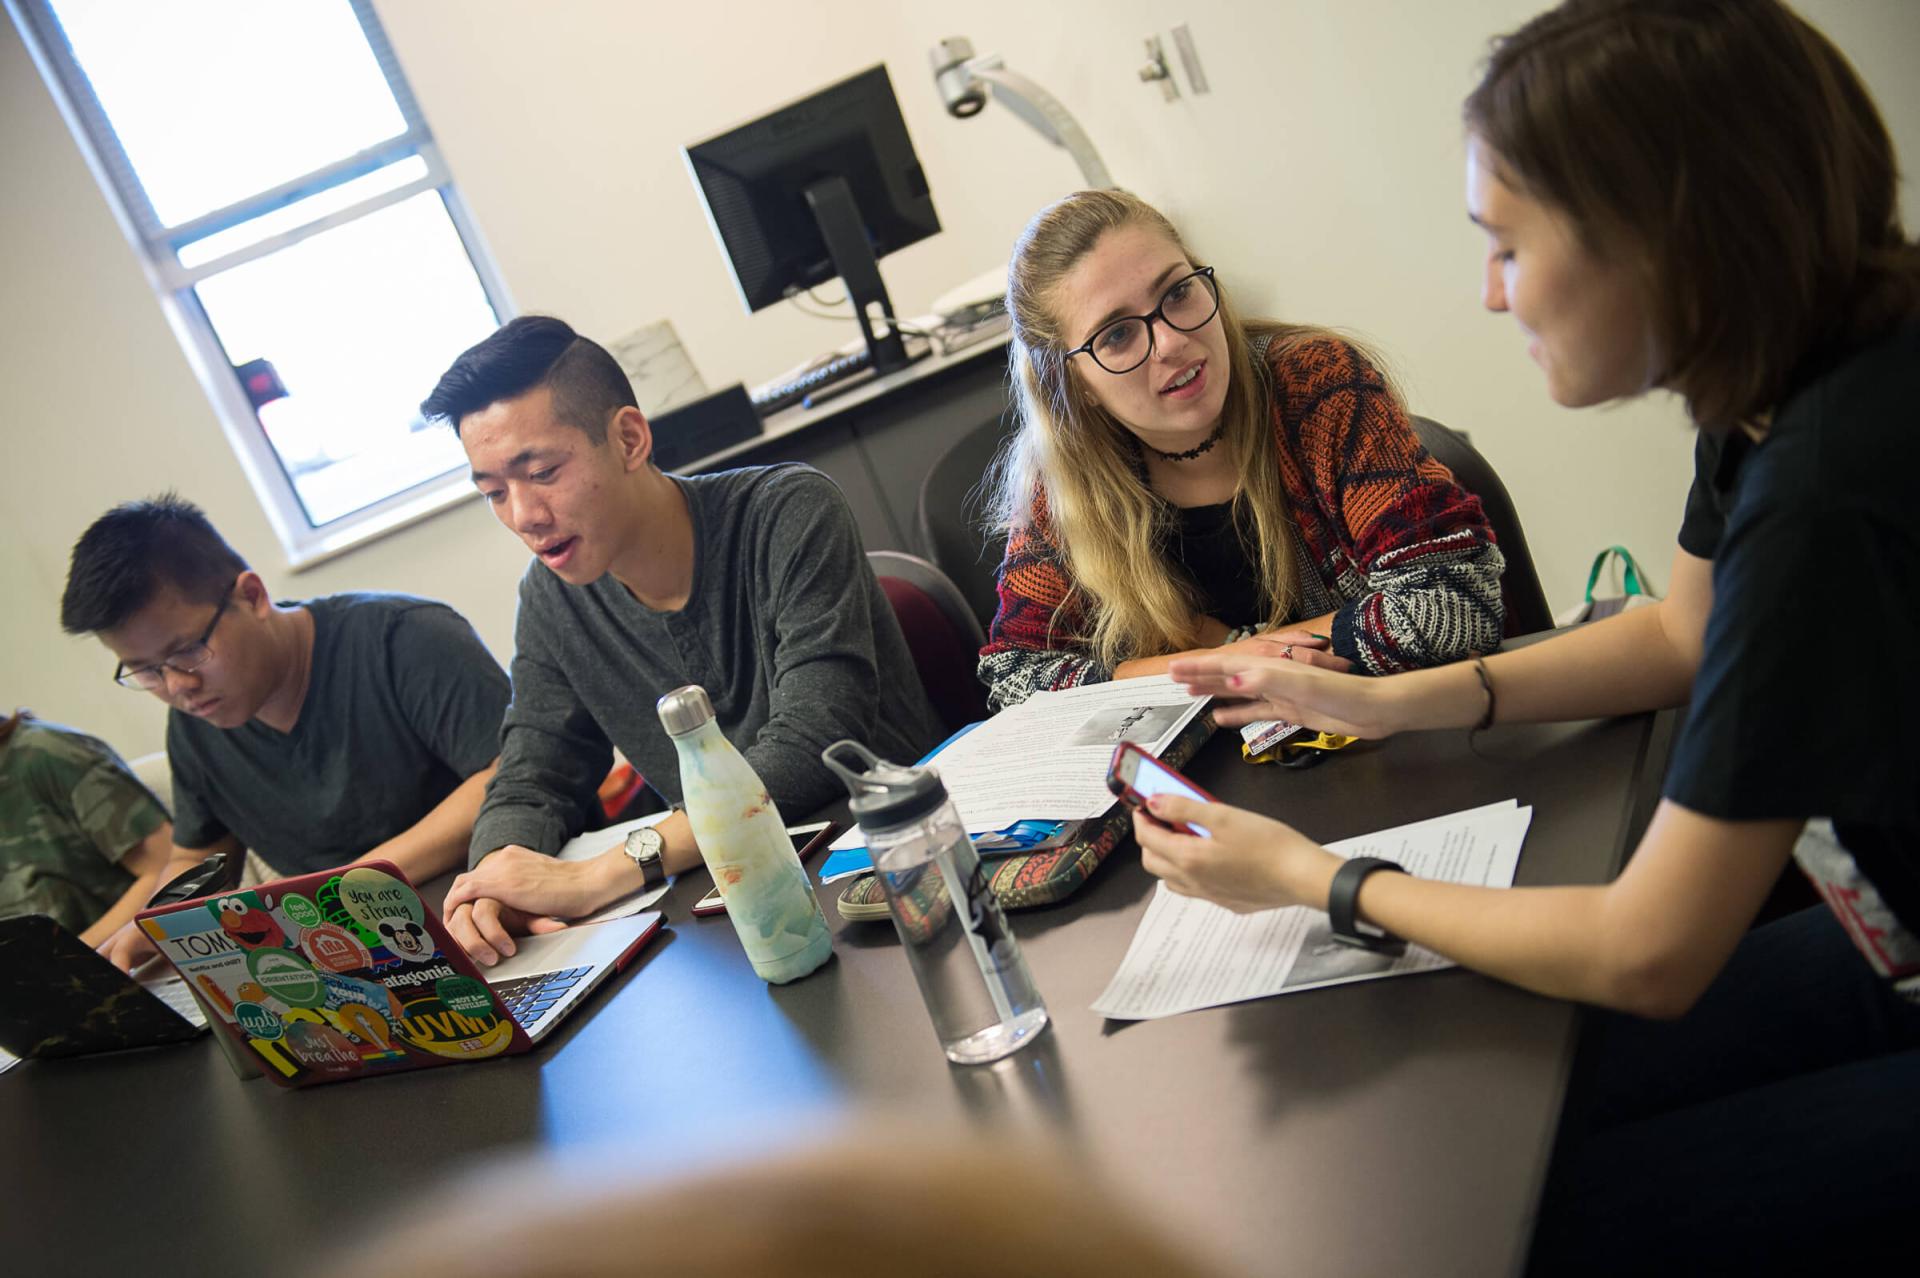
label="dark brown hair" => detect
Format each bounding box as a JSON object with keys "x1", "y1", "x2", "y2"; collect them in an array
[
  {"x1": 61, "y1": 493, "x2": 250, "y2": 635},
  {"x1": 1464, "y1": 0, "x2": 1920, "y2": 426}
]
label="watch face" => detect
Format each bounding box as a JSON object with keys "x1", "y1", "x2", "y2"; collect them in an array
[{"x1": 626, "y1": 828, "x2": 663, "y2": 862}]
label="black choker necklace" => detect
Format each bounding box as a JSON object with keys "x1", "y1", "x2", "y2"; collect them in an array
[{"x1": 1146, "y1": 422, "x2": 1227, "y2": 463}]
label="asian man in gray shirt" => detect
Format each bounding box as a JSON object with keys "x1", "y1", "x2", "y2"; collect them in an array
[{"x1": 422, "y1": 316, "x2": 941, "y2": 964}]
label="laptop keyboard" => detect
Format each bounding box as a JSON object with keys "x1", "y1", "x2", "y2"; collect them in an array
[
  {"x1": 489, "y1": 966, "x2": 594, "y2": 1028},
  {"x1": 149, "y1": 978, "x2": 209, "y2": 1028}
]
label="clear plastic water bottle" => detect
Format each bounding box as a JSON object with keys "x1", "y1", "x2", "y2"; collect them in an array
[
  {"x1": 659, "y1": 685, "x2": 832, "y2": 984},
  {"x1": 822, "y1": 740, "x2": 1048, "y2": 1064}
]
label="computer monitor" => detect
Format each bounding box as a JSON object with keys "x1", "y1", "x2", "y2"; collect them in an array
[{"x1": 684, "y1": 64, "x2": 940, "y2": 374}]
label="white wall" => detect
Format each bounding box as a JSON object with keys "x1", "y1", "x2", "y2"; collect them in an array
[{"x1": 4, "y1": 0, "x2": 1915, "y2": 758}]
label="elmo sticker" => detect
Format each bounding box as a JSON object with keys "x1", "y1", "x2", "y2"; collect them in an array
[
  {"x1": 211, "y1": 894, "x2": 286, "y2": 951},
  {"x1": 395, "y1": 993, "x2": 514, "y2": 1060}
]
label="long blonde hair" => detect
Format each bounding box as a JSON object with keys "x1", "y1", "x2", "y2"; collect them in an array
[{"x1": 988, "y1": 189, "x2": 1332, "y2": 668}]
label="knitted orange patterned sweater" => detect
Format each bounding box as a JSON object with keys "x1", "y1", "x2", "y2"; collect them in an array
[{"x1": 978, "y1": 335, "x2": 1506, "y2": 709}]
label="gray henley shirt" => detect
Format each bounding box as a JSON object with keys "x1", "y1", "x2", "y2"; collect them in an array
[{"x1": 469, "y1": 464, "x2": 943, "y2": 864}]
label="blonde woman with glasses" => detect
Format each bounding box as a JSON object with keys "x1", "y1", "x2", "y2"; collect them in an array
[{"x1": 978, "y1": 189, "x2": 1505, "y2": 710}]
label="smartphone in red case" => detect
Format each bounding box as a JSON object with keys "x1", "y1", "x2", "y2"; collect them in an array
[{"x1": 1106, "y1": 742, "x2": 1215, "y2": 837}]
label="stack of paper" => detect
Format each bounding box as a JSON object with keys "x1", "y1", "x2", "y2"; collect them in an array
[
  {"x1": 819, "y1": 675, "x2": 1210, "y2": 882},
  {"x1": 1091, "y1": 800, "x2": 1532, "y2": 1020}
]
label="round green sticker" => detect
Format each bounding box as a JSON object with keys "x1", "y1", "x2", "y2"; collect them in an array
[
  {"x1": 234, "y1": 1002, "x2": 283, "y2": 1041},
  {"x1": 436, "y1": 975, "x2": 495, "y2": 1018},
  {"x1": 245, "y1": 948, "x2": 326, "y2": 1009},
  {"x1": 279, "y1": 893, "x2": 324, "y2": 930},
  {"x1": 336, "y1": 867, "x2": 424, "y2": 936}
]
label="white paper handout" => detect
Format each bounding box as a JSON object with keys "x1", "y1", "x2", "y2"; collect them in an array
[
  {"x1": 557, "y1": 812, "x2": 674, "y2": 924},
  {"x1": 1091, "y1": 800, "x2": 1533, "y2": 1020},
  {"x1": 828, "y1": 675, "x2": 1209, "y2": 852}
]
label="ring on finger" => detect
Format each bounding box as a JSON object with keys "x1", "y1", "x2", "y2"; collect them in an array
[{"x1": 1281, "y1": 644, "x2": 1295, "y2": 660}]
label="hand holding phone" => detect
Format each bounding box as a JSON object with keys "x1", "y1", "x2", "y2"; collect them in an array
[{"x1": 1106, "y1": 742, "x2": 1214, "y2": 838}]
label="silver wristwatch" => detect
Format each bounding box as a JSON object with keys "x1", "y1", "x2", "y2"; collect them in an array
[{"x1": 623, "y1": 826, "x2": 667, "y2": 887}]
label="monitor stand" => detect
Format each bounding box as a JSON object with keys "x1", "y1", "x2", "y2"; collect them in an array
[{"x1": 803, "y1": 176, "x2": 927, "y2": 376}]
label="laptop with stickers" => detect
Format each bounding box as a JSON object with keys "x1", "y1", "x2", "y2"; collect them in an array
[
  {"x1": 0, "y1": 914, "x2": 210, "y2": 1070},
  {"x1": 134, "y1": 860, "x2": 660, "y2": 1088}
]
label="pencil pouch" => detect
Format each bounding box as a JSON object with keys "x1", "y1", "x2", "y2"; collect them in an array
[{"x1": 836, "y1": 712, "x2": 1216, "y2": 919}]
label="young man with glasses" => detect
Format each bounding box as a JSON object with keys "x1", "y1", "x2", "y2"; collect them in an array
[
  {"x1": 420, "y1": 316, "x2": 942, "y2": 966},
  {"x1": 59, "y1": 495, "x2": 511, "y2": 970}
]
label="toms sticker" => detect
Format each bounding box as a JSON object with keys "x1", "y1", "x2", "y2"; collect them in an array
[
  {"x1": 245, "y1": 948, "x2": 326, "y2": 1009},
  {"x1": 395, "y1": 993, "x2": 514, "y2": 1060}
]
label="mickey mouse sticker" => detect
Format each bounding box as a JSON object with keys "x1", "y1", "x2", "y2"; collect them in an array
[
  {"x1": 375, "y1": 915, "x2": 434, "y2": 962},
  {"x1": 335, "y1": 867, "x2": 437, "y2": 964}
]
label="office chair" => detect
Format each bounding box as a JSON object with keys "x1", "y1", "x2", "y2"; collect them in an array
[
  {"x1": 1410, "y1": 416, "x2": 1555, "y2": 638},
  {"x1": 915, "y1": 414, "x2": 1014, "y2": 634},
  {"x1": 868, "y1": 551, "x2": 990, "y2": 734}
]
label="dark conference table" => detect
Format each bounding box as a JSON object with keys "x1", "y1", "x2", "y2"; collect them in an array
[{"x1": 0, "y1": 708, "x2": 1673, "y2": 1277}]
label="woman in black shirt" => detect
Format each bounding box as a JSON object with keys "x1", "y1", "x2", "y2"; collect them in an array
[{"x1": 1137, "y1": 0, "x2": 1920, "y2": 1268}]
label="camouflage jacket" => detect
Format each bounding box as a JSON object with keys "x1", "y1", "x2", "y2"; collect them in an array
[{"x1": 0, "y1": 713, "x2": 168, "y2": 934}]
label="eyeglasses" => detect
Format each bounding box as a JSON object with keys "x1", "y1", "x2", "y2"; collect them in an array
[
  {"x1": 1065, "y1": 267, "x2": 1220, "y2": 375},
  {"x1": 114, "y1": 595, "x2": 233, "y2": 691}
]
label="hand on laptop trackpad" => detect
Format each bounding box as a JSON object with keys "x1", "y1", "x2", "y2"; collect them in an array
[{"x1": 484, "y1": 913, "x2": 656, "y2": 983}]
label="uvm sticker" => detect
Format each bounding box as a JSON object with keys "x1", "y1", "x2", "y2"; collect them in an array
[{"x1": 395, "y1": 993, "x2": 514, "y2": 1060}]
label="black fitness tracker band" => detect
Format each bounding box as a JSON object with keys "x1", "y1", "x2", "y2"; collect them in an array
[{"x1": 1328, "y1": 856, "x2": 1408, "y2": 954}]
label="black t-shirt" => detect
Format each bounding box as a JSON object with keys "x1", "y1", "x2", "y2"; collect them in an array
[
  {"x1": 167, "y1": 593, "x2": 510, "y2": 874},
  {"x1": 1666, "y1": 318, "x2": 1920, "y2": 954},
  {"x1": 1165, "y1": 501, "x2": 1265, "y2": 630}
]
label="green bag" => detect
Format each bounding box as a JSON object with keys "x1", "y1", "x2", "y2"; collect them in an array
[{"x1": 1556, "y1": 545, "x2": 1658, "y2": 626}]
